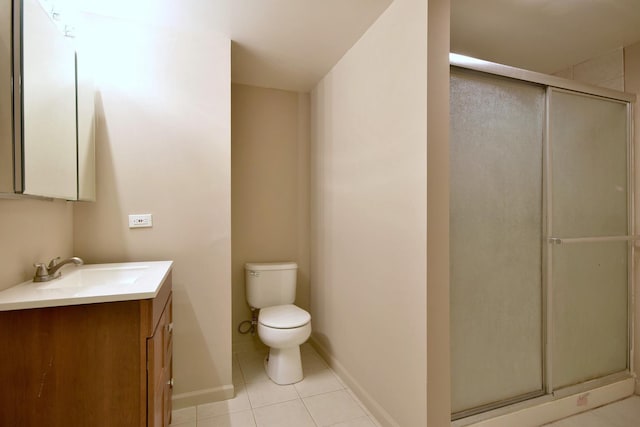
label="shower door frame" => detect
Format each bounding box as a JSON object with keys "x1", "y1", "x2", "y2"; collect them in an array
[
  {"x1": 450, "y1": 53, "x2": 637, "y2": 422},
  {"x1": 544, "y1": 87, "x2": 635, "y2": 399}
]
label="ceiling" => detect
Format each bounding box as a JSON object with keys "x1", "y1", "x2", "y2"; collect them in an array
[
  {"x1": 229, "y1": 1, "x2": 392, "y2": 92},
  {"x1": 451, "y1": 0, "x2": 640, "y2": 74},
  {"x1": 80, "y1": 0, "x2": 640, "y2": 93},
  {"x1": 79, "y1": 0, "x2": 392, "y2": 92}
]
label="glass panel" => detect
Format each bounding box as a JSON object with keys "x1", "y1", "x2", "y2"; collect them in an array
[
  {"x1": 450, "y1": 69, "x2": 544, "y2": 414},
  {"x1": 552, "y1": 241, "x2": 628, "y2": 389},
  {"x1": 550, "y1": 90, "x2": 628, "y2": 238}
]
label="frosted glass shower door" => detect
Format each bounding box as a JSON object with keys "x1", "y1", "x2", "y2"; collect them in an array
[
  {"x1": 450, "y1": 70, "x2": 545, "y2": 415},
  {"x1": 548, "y1": 89, "x2": 630, "y2": 390}
]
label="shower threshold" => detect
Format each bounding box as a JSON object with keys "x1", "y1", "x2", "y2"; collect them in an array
[{"x1": 452, "y1": 374, "x2": 635, "y2": 427}]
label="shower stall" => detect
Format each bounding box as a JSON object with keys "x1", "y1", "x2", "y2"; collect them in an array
[{"x1": 450, "y1": 54, "x2": 636, "y2": 423}]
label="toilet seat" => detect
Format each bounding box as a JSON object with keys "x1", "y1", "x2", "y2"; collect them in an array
[{"x1": 259, "y1": 304, "x2": 310, "y2": 329}]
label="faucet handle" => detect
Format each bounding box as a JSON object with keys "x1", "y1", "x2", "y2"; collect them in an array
[
  {"x1": 33, "y1": 263, "x2": 49, "y2": 279},
  {"x1": 47, "y1": 257, "x2": 61, "y2": 268}
]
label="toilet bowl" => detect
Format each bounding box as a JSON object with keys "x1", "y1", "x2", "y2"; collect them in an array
[
  {"x1": 245, "y1": 262, "x2": 311, "y2": 385},
  {"x1": 258, "y1": 304, "x2": 311, "y2": 384}
]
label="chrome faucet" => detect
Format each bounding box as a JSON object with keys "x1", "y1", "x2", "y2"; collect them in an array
[{"x1": 33, "y1": 256, "x2": 84, "y2": 282}]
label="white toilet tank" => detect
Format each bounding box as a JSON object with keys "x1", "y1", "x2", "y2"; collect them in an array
[{"x1": 245, "y1": 262, "x2": 298, "y2": 308}]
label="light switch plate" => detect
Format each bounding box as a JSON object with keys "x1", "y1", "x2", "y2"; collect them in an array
[{"x1": 128, "y1": 214, "x2": 152, "y2": 228}]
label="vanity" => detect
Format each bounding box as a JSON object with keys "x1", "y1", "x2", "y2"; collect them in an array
[{"x1": 0, "y1": 261, "x2": 173, "y2": 427}]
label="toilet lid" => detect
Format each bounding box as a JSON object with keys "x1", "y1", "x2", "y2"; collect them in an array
[{"x1": 259, "y1": 304, "x2": 311, "y2": 329}]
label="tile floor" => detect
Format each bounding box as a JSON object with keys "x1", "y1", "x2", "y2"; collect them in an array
[
  {"x1": 542, "y1": 395, "x2": 640, "y2": 426},
  {"x1": 171, "y1": 342, "x2": 640, "y2": 427},
  {"x1": 169, "y1": 342, "x2": 381, "y2": 427}
]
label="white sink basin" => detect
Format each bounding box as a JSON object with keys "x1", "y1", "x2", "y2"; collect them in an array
[
  {"x1": 37, "y1": 265, "x2": 149, "y2": 290},
  {"x1": 0, "y1": 261, "x2": 173, "y2": 311}
]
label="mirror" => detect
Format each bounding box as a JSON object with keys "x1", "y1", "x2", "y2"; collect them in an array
[{"x1": 0, "y1": 0, "x2": 94, "y2": 200}]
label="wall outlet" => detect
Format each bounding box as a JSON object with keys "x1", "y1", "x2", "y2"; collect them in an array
[{"x1": 128, "y1": 214, "x2": 153, "y2": 228}]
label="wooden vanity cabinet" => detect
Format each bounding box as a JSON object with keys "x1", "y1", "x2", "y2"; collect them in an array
[
  {"x1": 147, "y1": 283, "x2": 173, "y2": 427},
  {"x1": 0, "y1": 272, "x2": 173, "y2": 427}
]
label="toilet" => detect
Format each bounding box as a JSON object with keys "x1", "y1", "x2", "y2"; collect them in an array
[{"x1": 245, "y1": 262, "x2": 311, "y2": 385}]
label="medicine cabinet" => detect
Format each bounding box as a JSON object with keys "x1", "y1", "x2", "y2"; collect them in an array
[{"x1": 0, "y1": 0, "x2": 95, "y2": 201}]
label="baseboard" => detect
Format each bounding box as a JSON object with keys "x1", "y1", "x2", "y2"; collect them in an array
[
  {"x1": 454, "y1": 378, "x2": 635, "y2": 427},
  {"x1": 172, "y1": 383, "x2": 235, "y2": 410},
  {"x1": 309, "y1": 336, "x2": 399, "y2": 427}
]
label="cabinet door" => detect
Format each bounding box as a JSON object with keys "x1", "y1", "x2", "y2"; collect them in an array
[
  {"x1": 21, "y1": 0, "x2": 77, "y2": 199},
  {"x1": 164, "y1": 298, "x2": 173, "y2": 426},
  {"x1": 148, "y1": 296, "x2": 172, "y2": 427}
]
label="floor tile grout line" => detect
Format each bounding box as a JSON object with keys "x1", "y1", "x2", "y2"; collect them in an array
[
  {"x1": 249, "y1": 405, "x2": 258, "y2": 427},
  {"x1": 176, "y1": 345, "x2": 381, "y2": 427},
  {"x1": 298, "y1": 392, "x2": 321, "y2": 427},
  {"x1": 234, "y1": 350, "x2": 253, "y2": 386},
  {"x1": 251, "y1": 396, "x2": 320, "y2": 427}
]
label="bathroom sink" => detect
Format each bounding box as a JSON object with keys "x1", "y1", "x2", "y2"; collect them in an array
[
  {"x1": 36, "y1": 265, "x2": 148, "y2": 290},
  {"x1": 0, "y1": 261, "x2": 173, "y2": 311}
]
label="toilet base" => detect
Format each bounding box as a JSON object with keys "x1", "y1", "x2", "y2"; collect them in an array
[{"x1": 264, "y1": 346, "x2": 303, "y2": 385}]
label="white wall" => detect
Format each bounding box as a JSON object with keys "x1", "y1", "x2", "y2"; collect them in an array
[
  {"x1": 310, "y1": 0, "x2": 428, "y2": 424},
  {"x1": 73, "y1": 16, "x2": 232, "y2": 407}
]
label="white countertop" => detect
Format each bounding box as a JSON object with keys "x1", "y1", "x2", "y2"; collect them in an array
[{"x1": 0, "y1": 261, "x2": 173, "y2": 311}]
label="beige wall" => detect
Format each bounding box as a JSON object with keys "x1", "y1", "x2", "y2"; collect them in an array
[
  {"x1": 231, "y1": 84, "x2": 310, "y2": 346},
  {"x1": 0, "y1": 199, "x2": 73, "y2": 290},
  {"x1": 310, "y1": 0, "x2": 429, "y2": 425},
  {"x1": 73, "y1": 16, "x2": 232, "y2": 408},
  {"x1": 427, "y1": 0, "x2": 451, "y2": 424},
  {"x1": 625, "y1": 41, "x2": 640, "y2": 394}
]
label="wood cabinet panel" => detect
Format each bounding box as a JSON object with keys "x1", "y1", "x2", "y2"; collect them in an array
[
  {"x1": 0, "y1": 272, "x2": 172, "y2": 427},
  {"x1": 148, "y1": 294, "x2": 172, "y2": 427}
]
